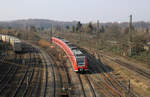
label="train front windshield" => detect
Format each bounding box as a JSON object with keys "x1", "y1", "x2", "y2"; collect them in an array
[{"x1": 76, "y1": 56, "x2": 85, "y2": 66}]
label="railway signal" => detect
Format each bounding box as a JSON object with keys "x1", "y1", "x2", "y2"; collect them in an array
[{"x1": 128, "y1": 80, "x2": 131, "y2": 94}]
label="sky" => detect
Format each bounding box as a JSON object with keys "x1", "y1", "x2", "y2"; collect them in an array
[{"x1": 0, "y1": 0, "x2": 149, "y2": 23}]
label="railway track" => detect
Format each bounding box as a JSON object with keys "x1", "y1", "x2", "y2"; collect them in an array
[
  {"x1": 77, "y1": 73, "x2": 98, "y2": 97},
  {"x1": 87, "y1": 73, "x2": 115, "y2": 97},
  {"x1": 47, "y1": 48, "x2": 72, "y2": 97},
  {"x1": 12, "y1": 53, "x2": 31, "y2": 97},
  {"x1": 114, "y1": 58, "x2": 150, "y2": 79},
  {"x1": 39, "y1": 50, "x2": 56, "y2": 97},
  {"x1": 88, "y1": 68, "x2": 122, "y2": 97},
  {"x1": 0, "y1": 41, "x2": 52, "y2": 97},
  {"x1": 85, "y1": 75, "x2": 97, "y2": 97},
  {"x1": 25, "y1": 40, "x2": 57, "y2": 97},
  {"x1": 81, "y1": 48, "x2": 142, "y2": 96},
  {"x1": 20, "y1": 50, "x2": 43, "y2": 97},
  {"x1": 21, "y1": 53, "x2": 37, "y2": 97},
  {"x1": 9, "y1": 51, "x2": 39, "y2": 97},
  {"x1": 0, "y1": 65, "x2": 18, "y2": 95},
  {"x1": 0, "y1": 64, "x2": 14, "y2": 83},
  {"x1": 82, "y1": 50, "x2": 134, "y2": 97},
  {"x1": 48, "y1": 53, "x2": 65, "y2": 96},
  {"x1": 31, "y1": 66, "x2": 42, "y2": 97},
  {"x1": 43, "y1": 54, "x2": 48, "y2": 97},
  {"x1": 100, "y1": 54, "x2": 142, "y2": 97},
  {"x1": 95, "y1": 60, "x2": 128, "y2": 96},
  {"x1": 0, "y1": 38, "x2": 141, "y2": 97},
  {"x1": 0, "y1": 53, "x2": 22, "y2": 97},
  {"x1": 28, "y1": 53, "x2": 42, "y2": 97},
  {"x1": 48, "y1": 46, "x2": 99, "y2": 97},
  {"x1": 88, "y1": 48, "x2": 150, "y2": 79},
  {"x1": 77, "y1": 74, "x2": 86, "y2": 97},
  {"x1": 0, "y1": 54, "x2": 10, "y2": 66},
  {"x1": 49, "y1": 43, "x2": 121, "y2": 97}
]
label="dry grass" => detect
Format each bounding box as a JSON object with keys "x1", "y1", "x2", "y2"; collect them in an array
[
  {"x1": 101, "y1": 56, "x2": 150, "y2": 97},
  {"x1": 38, "y1": 39, "x2": 51, "y2": 48}
]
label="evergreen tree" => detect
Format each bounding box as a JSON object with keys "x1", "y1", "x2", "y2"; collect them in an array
[
  {"x1": 30, "y1": 26, "x2": 36, "y2": 32},
  {"x1": 146, "y1": 28, "x2": 149, "y2": 33},
  {"x1": 72, "y1": 26, "x2": 75, "y2": 32},
  {"x1": 66, "y1": 25, "x2": 70, "y2": 30},
  {"x1": 100, "y1": 26, "x2": 105, "y2": 33},
  {"x1": 87, "y1": 22, "x2": 93, "y2": 33},
  {"x1": 76, "y1": 21, "x2": 82, "y2": 32}
]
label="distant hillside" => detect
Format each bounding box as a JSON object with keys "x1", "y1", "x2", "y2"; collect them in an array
[
  {"x1": 0, "y1": 19, "x2": 77, "y2": 29},
  {"x1": 121, "y1": 21, "x2": 150, "y2": 29},
  {"x1": 101, "y1": 21, "x2": 150, "y2": 29},
  {"x1": 0, "y1": 19, "x2": 150, "y2": 29}
]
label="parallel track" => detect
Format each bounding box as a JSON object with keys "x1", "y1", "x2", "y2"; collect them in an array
[
  {"x1": 0, "y1": 66, "x2": 18, "y2": 94},
  {"x1": 115, "y1": 59, "x2": 150, "y2": 79},
  {"x1": 85, "y1": 75, "x2": 97, "y2": 97},
  {"x1": 39, "y1": 51, "x2": 56, "y2": 97},
  {"x1": 12, "y1": 66, "x2": 28, "y2": 97},
  {"x1": 12, "y1": 52, "x2": 37, "y2": 97},
  {"x1": 48, "y1": 47, "x2": 98, "y2": 97},
  {"x1": 21, "y1": 53, "x2": 37, "y2": 97},
  {"x1": 30, "y1": 53, "x2": 42, "y2": 97},
  {"x1": 82, "y1": 50, "x2": 132, "y2": 97}
]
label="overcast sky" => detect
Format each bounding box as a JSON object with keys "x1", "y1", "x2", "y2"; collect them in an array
[{"x1": 0, "y1": 0, "x2": 149, "y2": 23}]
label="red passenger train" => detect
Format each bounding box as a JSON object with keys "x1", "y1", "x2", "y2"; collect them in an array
[{"x1": 52, "y1": 37, "x2": 88, "y2": 72}]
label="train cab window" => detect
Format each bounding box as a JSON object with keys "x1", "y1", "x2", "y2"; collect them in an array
[
  {"x1": 76, "y1": 56, "x2": 85, "y2": 66},
  {"x1": 70, "y1": 47, "x2": 77, "y2": 50},
  {"x1": 65, "y1": 41, "x2": 70, "y2": 44}
]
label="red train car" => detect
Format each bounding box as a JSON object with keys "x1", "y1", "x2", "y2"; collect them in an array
[{"x1": 52, "y1": 37, "x2": 88, "y2": 72}]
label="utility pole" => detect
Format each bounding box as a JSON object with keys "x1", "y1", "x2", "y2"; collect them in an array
[
  {"x1": 97, "y1": 20, "x2": 100, "y2": 50},
  {"x1": 97, "y1": 20, "x2": 100, "y2": 34},
  {"x1": 129, "y1": 15, "x2": 133, "y2": 56},
  {"x1": 26, "y1": 25, "x2": 29, "y2": 40},
  {"x1": 50, "y1": 24, "x2": 53, "y2": 42}
]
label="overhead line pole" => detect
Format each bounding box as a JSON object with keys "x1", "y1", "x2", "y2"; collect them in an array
[
  {"x1": 129, "y1": 15, "x2": 133, "y2": 56},
  {"x1": 50, "y1": 24, "x2": 53, "y2": 42}
]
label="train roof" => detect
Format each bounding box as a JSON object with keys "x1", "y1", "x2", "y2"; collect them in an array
[
  {"x1": 70, "y1": 46, "x2": 77, "y2": 50},
  {"x1": 68, "y1": 43, "x2": 75, "y2": 47},
  {"x1": 61, "y1": 39, "x2": 69, "y2": 43},
  {"x1": 55, "y1": 36, "x2": 85, "y2": 56},
  {"x1": 14, "y1": 40, "x2": 21, "y2": 43},
  {"x1": 67, "y1": 43, "x2": 77, "y2": 49},
  {"x1": 72, "y1": 49, "x2": 84, "y2": 56},
  {"x1": 55, "y1": 36, "x2": 64, "y2": 40}
]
